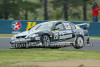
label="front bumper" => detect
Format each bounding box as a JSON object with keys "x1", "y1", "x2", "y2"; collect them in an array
[{"x1": 10, "y1": 37, "x2": 40, "y2": 44}]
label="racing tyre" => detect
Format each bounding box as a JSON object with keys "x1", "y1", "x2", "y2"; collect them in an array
[
  {"x1": 73, "y1": 36, "x2": 84, "y2": 49},
  {"x1": 41, "y1": 35, "x2": 51, "y2": 47}
]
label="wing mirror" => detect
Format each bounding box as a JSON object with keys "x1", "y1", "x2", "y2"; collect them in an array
[{"x1": 53, "y1": 27, "x2": 59, "y2": 30}]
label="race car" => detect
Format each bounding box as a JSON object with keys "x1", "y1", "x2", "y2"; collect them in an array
[{"x1": 10, "y1": 21, "x2": 90, "y2": 49}]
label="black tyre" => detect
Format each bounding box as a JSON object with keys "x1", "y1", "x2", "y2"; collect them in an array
[
  {"x1": 73, "y1": 36, "x2": 84, "y2": 49},
  {"x1": 41, "y1": 35, "x2": 51, "y2": 47},
  {"x1": 87, "y1": 38, "x2": 90, "y2": 44}
]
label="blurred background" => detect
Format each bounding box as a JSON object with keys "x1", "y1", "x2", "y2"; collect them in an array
[{"x1": 0, "y1": 0, "x2": 99, "y2": 21}]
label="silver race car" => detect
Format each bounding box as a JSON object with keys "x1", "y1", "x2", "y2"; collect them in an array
[{"x1": 10, "y1": 21, "x2": 90, "y2": 49}]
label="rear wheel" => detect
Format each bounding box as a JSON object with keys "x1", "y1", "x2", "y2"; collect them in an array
[
  {"x1": 41, "y1": 35, "x2": 51, "y2": 47},
  {"x1": 73, "y1": 36, "x2": 84, "y2": 49}
]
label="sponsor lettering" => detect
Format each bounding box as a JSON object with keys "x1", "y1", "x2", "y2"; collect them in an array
[{"x1": 26, "y1": 22, "x2": 36, "y2": 31}]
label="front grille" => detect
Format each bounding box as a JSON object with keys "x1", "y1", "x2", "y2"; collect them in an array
[{"x1": 16, "y1": 36, "x2": 26, "y2": 39}]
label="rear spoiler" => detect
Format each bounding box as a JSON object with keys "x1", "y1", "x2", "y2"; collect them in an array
[{"x1": 76, "y1": 22, "x2": 90, "y2": 30}]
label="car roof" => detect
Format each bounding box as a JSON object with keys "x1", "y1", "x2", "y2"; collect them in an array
[{"x1": 42, "y1": 21, "x2": 70, "y2": 25}]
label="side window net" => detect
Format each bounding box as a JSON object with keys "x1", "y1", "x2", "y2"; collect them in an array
[{"x1": 55, "y1": 23, "x2": 64, "y2": 30}]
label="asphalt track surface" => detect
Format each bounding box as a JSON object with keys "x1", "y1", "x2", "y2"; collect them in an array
[{"x1": 0, "y1": 37, "x2": 100, "y2": 50}]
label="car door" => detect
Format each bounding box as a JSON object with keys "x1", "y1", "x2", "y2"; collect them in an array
[
  {"x1": 53, "y1": 22, "x2": 67, "y2": 41},
  {"x1": 62, "y1": 22, "x2": 73, "y2": 39}
]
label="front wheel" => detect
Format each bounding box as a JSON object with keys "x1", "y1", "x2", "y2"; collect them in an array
[
  {"x1": 41, "y1": 35, "x2": 51, "y2": 47},
  {"x1": 73, "y1": 36, "x2": 84, "y2": 49}
]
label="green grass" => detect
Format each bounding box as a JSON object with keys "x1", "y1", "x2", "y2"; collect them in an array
[
  {"x1": 0, "y1": 34, "x2": 14, "y2": 37},
  {"x1": 90, "y1": 37, "x2": 100, "y2": 39},
  {"x1": 0, "y1": 49, "x2": 100, "y2": 65}
]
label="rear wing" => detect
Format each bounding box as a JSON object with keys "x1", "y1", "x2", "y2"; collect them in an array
[{"x1": 76, "y1": 22, "x2": 90, "y2": 30}]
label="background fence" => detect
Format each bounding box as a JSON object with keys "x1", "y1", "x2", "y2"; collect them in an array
[{"x1": 0, "y1": 20, "x2": 100, "y2": 36}]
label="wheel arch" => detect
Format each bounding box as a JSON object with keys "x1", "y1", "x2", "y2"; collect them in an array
[
  {"x1": 76, "y1": 34, "x2": 84, "y2": 41},
  {"x1": 41, "y1": 33, "x2": 51, "y2": 41}
]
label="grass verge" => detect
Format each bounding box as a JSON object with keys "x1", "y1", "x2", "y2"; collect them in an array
[
  {"x1": 0, "y1": 49, "x2": 100, "y2": 65},
  {"x1": 0, "y1": 34, "x2": 14, "y2": 37},
  {"x1": 90, "y1": 36, "x2": 100, "y2": 39}
]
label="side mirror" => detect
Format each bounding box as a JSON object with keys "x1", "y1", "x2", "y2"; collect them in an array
[{"x1": 53, "y1": 27, "x2": 59, "y2": 30}]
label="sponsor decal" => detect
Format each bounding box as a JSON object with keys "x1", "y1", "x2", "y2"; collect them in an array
[
  {"x1": 59, "y1": 34, "x2": 72, "y2": 39},
  {"x1": 54, "y1": 33, "x2": 59, "y2": 40},
  {"x1": 11, "y1": 21, "x2": 36, "y2": 34},
  {"x1": 12, "y1": 31, "x2": 21, "y2": 34},
  {"x1": 12, "y1": 21, "x2": 21, "y2": 30},
  {"x1": 26, "y1": 22, "x2": 36, "y2": 31}
]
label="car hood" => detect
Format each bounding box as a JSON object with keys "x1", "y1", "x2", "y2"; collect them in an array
[{"x1": 14, "y1": 31, "x2": 29, "y2": 37}]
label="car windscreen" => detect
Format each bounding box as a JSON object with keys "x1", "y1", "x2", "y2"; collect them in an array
[{"x1": 30, "y1": 22, "x2": 53, "y2": 31}]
